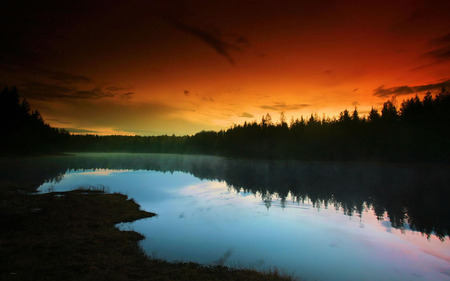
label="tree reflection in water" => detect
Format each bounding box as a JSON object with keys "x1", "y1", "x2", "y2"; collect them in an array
[{"x1": 1, "y1": 153, "x2": 448, "y2": 240}]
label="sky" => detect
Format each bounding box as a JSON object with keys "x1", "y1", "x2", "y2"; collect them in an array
[{"x1": 1, "y1": 0, "x2": 449, "y2": 135}]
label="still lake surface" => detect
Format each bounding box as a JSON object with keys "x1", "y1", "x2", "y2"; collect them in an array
[{"x1": 3, "y1": 153, "x2": 449, "y2": 281}]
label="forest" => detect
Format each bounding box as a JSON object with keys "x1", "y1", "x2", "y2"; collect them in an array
[
  {"x1": 1, "y1": 86, "x2": 449, "y2": 162},
  {"x1": 0, "y1": 87, "x2": 66, "y2": 154}
]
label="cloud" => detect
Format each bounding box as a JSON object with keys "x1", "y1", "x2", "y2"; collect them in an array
[
  {"x1": 47, "y1": 118, "x2": 71, "y2": 124},
  {"x1": 423, "y1": 46, "x2": 450, "y2": 61},
  {"x1": 421, "y1": 33, "x2": 450, "y2": 62},
  {"x1": 20, "y1": 82, "x2": 74, "y2": 100},
  {"x1": 429, "y1": 33, "x2": 450, "y2": 46},
  {"x1": 412, "y1": 33, "x2": 450, "y2": 70},
  {"x1": 373, "y1": 80, "x2": 450, "y2": 97},
  {"x1": 72, "y1": 88, "x2": 115, "y2": 99},
  {"x1": 105, "y1": 86, "x2": 132, "y2": 91},
  {"x1": 260, "y1": 102, "x2": 310, "y2": 111},
  {"x1": 234, "y1": 36, "x2": 249, "y2": 46},
  {"x1": 1, "y1": 64, "x2": 92, "y2": 84},
  {"x1": 238, "y1": 112, "x2": 254, "y2": 118},
  {"x1": 167, "y1": 19, "x2": 245, "y2": 65},
  {"x1": 120, "y1": 92, "x2": 135, "y2": 100},
  {"x1": 352, "y1": 101, "x2": 359, "y2": 106},
  {"x1": 29, "y1": 67, "x2": 92, "y2": 83},
  {"x1": 19, "y1": 82, "x2": 134, "y2": 101},
  {"x1": 202, "y1": 96, "x2": 214, "y2": 102},
  {"x1": 2, "y1": 60, "x2": 136, "y2": 101},
  {"x1": 184, "y1": 90, "x2": 190, "y2": 95}
]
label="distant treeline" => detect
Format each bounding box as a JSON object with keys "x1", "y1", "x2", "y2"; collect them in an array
[{"x1": 1, "y1": 86, "x2": 450, "y2": 162}]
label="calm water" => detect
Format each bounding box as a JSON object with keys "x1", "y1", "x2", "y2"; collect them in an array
[{"x1": 2, "y1": 153, "x2": 449, "y2": 281}]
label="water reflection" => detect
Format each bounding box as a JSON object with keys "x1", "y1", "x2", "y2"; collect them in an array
[
  {"x1": 36, "y1": 169, "x2": 450, "y2": 281},
  {"x1": 1, "y1": 153, "x2": 448, "y2": 240}
]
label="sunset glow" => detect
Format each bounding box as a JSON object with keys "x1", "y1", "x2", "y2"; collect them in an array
[{"x1": 2, "y1": 0, "x2": 449, "y2": 135}]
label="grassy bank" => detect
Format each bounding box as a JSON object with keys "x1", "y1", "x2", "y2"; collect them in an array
[{"x1": 0, "y1": 186, "x2": 294, "y2": 281}]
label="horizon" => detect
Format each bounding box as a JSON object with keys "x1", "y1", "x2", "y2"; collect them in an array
[
  {"x1": 2, "y1": 0, "x2": 449, "y2": 135},
  {"x1": 55, "y1": 90, "x2": 443, "y2": 137}
]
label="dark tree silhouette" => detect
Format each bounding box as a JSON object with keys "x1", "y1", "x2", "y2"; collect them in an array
[
  {"x1": 0, "y1": 87, "x2": 68, "y2": 154},
  {"x1": 368, "y1": 107, "x2": 380, "y2": 122},
  {"x1": 2, "y1": 86, "x2": 449, "y2": 162},
  {"x1": 381, "y1": 100, "x2": 398, "y2": 121},
  {"x1": 63, "y1": 89, "x2": 450, "y2": 162}
]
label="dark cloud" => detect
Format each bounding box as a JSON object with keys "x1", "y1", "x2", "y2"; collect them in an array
[
  {"x1": 260, "y1": 102, "x2": 310, "y2": 111},
  {"x1": 47, "y1": 118, "x2": 71, "y2": 124},
  {"x1": 28, "y1": 67, "x2": 92, "y2": 83},
  {"x1": 409, "y1": 33, "x2": 450, "y2": 70},
  {"x1": 423, "y1": 46, "x2": 450, "y2": 61},
  {"x1": 234, "y1": 36, "x2": 249, "y2": 46},
  {"x1": 238, "y1": 112, "x2": 254, "y2": 118},
  {"x1": 353, "y1": 88, "x2": 359, "y2": 92},
  {"x1": 410, "y1": 61, "x2": 445, "y2": 71},
  {"x1": 167, "y1": 19, "x2": 245, "y2": 65},
  {"x1": 105, "y1": 86, "x2": 132, "y2": 91},
  {"x1": 184, "y1": 90, "x2": 190, "y2": 95},
  {"x1": 202, "y1": 96, "x2": 214, "y2": 102},
  {"x1": 373, "y1": 80, "x2": 450, "y2": 97},
  {"x1": 420, "y1": 33, "x2": 450, "y2": 65},
  {"x1": 120, "y1": 92, "x2": 135, "y2": 100},
  {"x1": 19, "y1": 82, "x2": 132, "y2": 101},
  {"x1": 73, "y1": 88, "x2": 114, "y2": 99},
  {"x1": 390, "y1": 2, "x2": 449, "y2": 35},
  {"x1": 1, "y1": 64, "x2": 92, "y2": 84},
  {"x1": 373, "y1": 85, "x2": 415, "y2": 97},
  {"x1": 20, "y1": 82, "x2": 74, "y2": 100},
  {"x1": 429, "y1": 33, "x2": 450, "y2": 46},
  {"x1": 2, "y1": 61, "x2": 134, "y2": 101}
]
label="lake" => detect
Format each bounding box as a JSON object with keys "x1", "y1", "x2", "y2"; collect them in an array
[{"x1": 2, "y1": 153, "x2": 449, "y2": 281}]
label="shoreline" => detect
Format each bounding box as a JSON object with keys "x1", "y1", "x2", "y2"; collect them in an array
[{"x1": 0, "y1": 186, "x2": 294, "y2": 281}]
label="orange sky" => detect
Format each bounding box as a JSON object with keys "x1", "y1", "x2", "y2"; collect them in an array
[{"x1": 1, "y1": 0, "x2": 449, "y2": 135}]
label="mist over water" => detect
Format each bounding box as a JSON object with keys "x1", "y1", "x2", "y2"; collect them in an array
[{"x1": 2, "y1": 153, "x2": 449, "y2": 281}]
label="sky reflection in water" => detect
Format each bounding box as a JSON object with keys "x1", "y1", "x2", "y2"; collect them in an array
[{"x1": 38, "y1": 169, "x2": 449, "y2": 281}]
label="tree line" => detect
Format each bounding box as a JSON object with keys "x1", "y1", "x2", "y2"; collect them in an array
[
  {"x1": 205, "y1": 89, "x2": 450, "y2": 162},
  {"x1": 0, "y1": 87, "x2": 67, "y2": 154},
  {"x1": 1, "y1": 86, "x2": 449, "y2": 162}
]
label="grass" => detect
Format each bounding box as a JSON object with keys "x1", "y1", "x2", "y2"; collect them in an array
[{"x1": 0, "y1": 184, "x2": 295, "y2": 281}]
